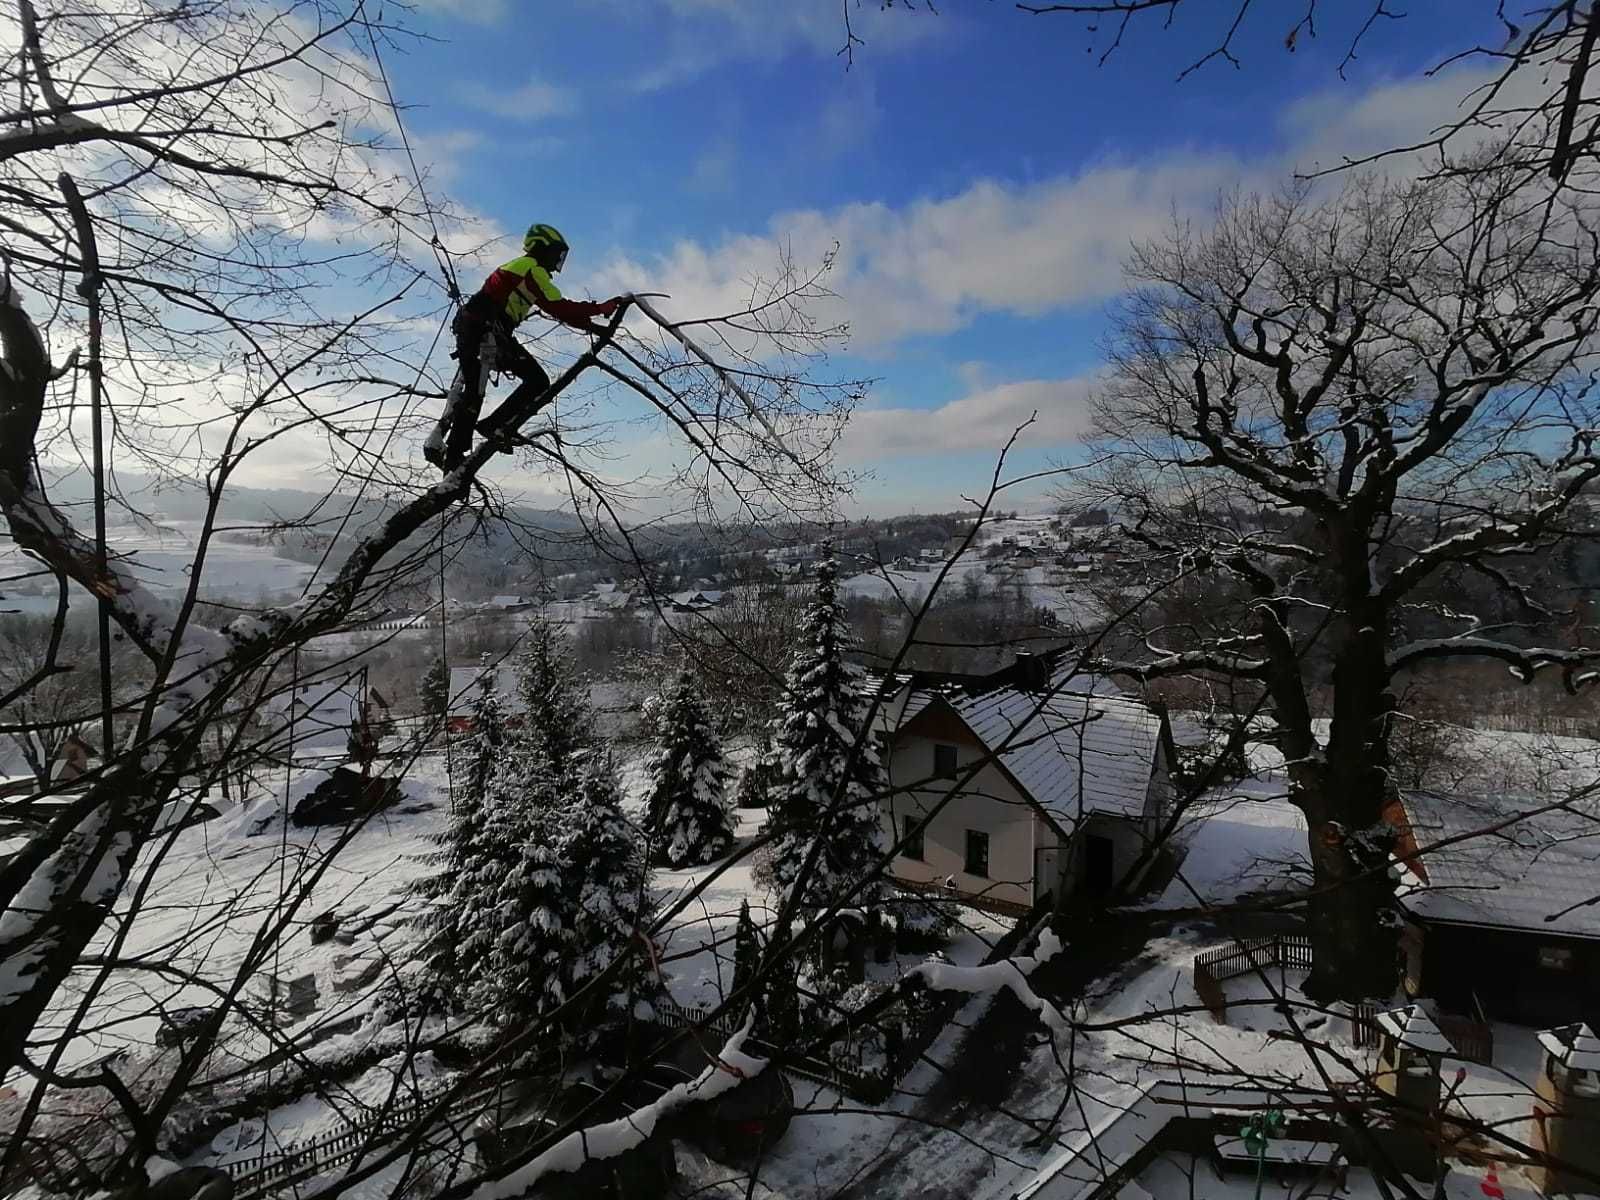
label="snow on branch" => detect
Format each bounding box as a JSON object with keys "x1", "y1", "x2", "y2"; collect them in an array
[
  {"x1": 470, "y1": 1021, "x2": 767, "y2": 1198},
  {"x1": 1088, "y1": 648, "x2": 1271, "y2": 684},
  {"x1": 909, "y1": 928, "x2": 1071, "y2": 1038},
  {"x1": 1386, "y1": 636, "x2": 1600, "y2": 690}
]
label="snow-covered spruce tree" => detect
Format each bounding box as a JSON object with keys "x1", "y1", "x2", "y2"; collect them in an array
[
  {"x1": 760, "y1": 556, "x2": 889, "y2": 913},
  {"x1": 509, "y1": 615, "x2": 595, "y2": 793},
  {"x1": 463, "y1": 630, "x2": 600, "y2": 1025},
  {"x1": 730, "y1": 898, "x2": 763, "y2": 1019},
  {"x1": 478, "y1": 836, "x2": 575, "y2": 1027},
  {"x1": 642, "y1": 669, "x2": 735, "y2": 867},
  {"x1": 420, "y1": 654, "x2": 451, "y2": 729},
  {"x1": 564, "y1": 756, "x2": 655, "y2": 1033},
  {"x1": 410, "y1": 664, "x2": 507, "y2": 1004}
]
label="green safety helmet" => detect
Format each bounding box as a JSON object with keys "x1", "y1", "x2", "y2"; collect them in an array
[{"x1": 523, "y1": 222, "x2": 569, "y2": 272}]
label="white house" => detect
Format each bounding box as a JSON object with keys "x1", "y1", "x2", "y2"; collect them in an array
[{"x1": 876, "y1": 657, "x2": 1175, "y2": 912}]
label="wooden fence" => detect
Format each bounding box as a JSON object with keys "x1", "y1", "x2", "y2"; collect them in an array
[
  {"x1": 1193, "y1": 935, "x2": 1314, "y2": 1023},
  {"x1": 1193, "y1": 939, "x2": 1493, "y2": 1063},
  {"x1": 223, "y1": 1077, "x2": 493, "y2": 1200}
]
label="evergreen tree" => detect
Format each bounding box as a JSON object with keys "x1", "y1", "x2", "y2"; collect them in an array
[
  {"x1": 442, "y1": 630, "x2": 611, "y2": 1027},
  {"x1": 564, "y1": 756, "x2": 655, "y2": 1031},
  {"x1": 410, "y1": 664, "x2": 506, "y2": 1003},
  {"x1": 419, "y1": 654, "x2": 450, "y2": 727},
  {"x1": 509, "y1": 615, "x2": 594, "y2": 792},
  {"x1": 730, "y1": 898, "x2": 762, "y2": 1019},
  {"x1": 478, "y1": 837, "x2": 574, "y2": 1025},
  {"x1": 642, "y1": 669, "x2": 735, "y2": 867},
  {"x1": 760, "y1": 555, "x2": 889, "y2": 913},
  {"x1": 458, "y1": 657, "x2": 505, "y2": 814}
]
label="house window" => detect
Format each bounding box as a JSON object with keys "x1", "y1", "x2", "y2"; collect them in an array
[
  {"x1": 1538, "y1": 945, "x2": 1575, "y2": 971},
  {"x1": 901, "y1": 815, "x2": 925, "y2": 862},
  {"x1": 965, "y1": 829, "x2": 990, "y2": 878},
  {"x1": 933, "y1": 743, "x2": 959, "y2": 779}
]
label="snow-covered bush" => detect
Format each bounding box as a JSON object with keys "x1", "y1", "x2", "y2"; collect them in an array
[{"x1": 888, "y1": 891, "x2": 957, "y2": 951}]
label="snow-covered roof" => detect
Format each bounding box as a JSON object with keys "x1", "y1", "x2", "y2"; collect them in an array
[
  {"x1": 1400, "y1": 790, "x2": 1600, "y2": 939},
  {"x1": 488, "y1": 594, "x2": 528, "y2": 608},
  {"x1": 1538, "y1": 1022, "x2": 1600, "y2": 1070},
  {"x1": 448, "y1": 665, "x2": 517, "y2": 714},
  {"x1": 1376, "y1": 1004, "x2": 1453, "y2": 1055},
  {"x1": 886, "y1": 663, "x2": 1162, "y2": 827},
  {"x1": 262, "y1": 678, "x2": 368, "y2": 754}
]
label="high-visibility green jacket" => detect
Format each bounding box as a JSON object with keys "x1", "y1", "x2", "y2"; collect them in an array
[{"x1": 478, "y1": 256, "x2": 608, "y2": 328}]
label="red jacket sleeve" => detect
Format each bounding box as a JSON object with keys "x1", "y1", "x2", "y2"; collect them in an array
[{"x1": 533, "y1": 294, "x2": 608, "y2": 328}]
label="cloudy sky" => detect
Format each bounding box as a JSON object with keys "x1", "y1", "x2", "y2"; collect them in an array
[{"x1": 377, "y1": 0, "x2": 1502, "y2": 515}]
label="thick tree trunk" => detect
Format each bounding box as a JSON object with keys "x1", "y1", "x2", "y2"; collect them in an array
[
  {"x1": 1302, "y1": 580, "x2": 1401, "y2": 1003},
  {"x1": 1302, "y1": 818, "x2": 1399, "y2": 1002}
]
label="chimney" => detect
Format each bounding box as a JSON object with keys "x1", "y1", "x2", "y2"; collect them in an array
[
  {"x1": 1369, "y1": 1003, "x2": 1449, "y2": 1181},
  {"x1": 1012, "y1": 650, "x2": 1050, "y2": 692},
  {"x1": 1531, "y1": 1022, "x2": 1600, "y2": 1195}
]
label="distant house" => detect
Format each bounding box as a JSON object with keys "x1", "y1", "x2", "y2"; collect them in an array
[
  {"x1": 669, "y1": 589, "x2": 724, "y2": 612},
  {"x1": 447, "y1": 665, "x2": 517, "y2": 731},
  {"x1": 487, "y1": 594, "x2": 532, "y2": 613},
  {"x1": 875, "y1": 654, "x2": 1175, "y2": 913},
  {"x1": 591, "y1": 589, "x2": 636, "y2": 613},
  {"x1": 262, "y1": 677, "x2": 389, "y2": 760},
  {"x1": 446, "y1": 664, "x2": 644, "y2": 740},
  {"x1": 1398, "y1": 790, "x2": 1600, "y2": 1028}
]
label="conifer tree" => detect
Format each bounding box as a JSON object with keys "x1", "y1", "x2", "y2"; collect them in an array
[
  {"x1": 479, "y1": 837, "x2": 574, "y2": 1025},
  {"x1": 411, "y1": 664, "x2": 506, "y2": 1003},
  {"x1": 730, "y1": 898, "x2": 762, "y2": 1019},
  {"x1": 642, "y1": 669, "x2": 735, "y2": 867},
  {"x1": 457, "y1": 657, "x2": 505, "y2": 816},
  {"x1": 760, "y1": 555, "x2": 889, "y2": 913},
  {"x1": 510, "y1": 615, "x2": 594, "y2": 793},
  {"x1": 419, "y1": 654, "x2": 451, "y2": 729},
  {"x1": 564, "y1": 756, "x2": 655, "y2": 1030}
]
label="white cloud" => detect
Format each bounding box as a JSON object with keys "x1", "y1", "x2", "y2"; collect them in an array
[
  {"x1": 841, "y1": 376, "x2": 1099, "y2": 461},
  {"x1": 593, "y1": 63, "x2": 1514, "y2": 355},
  {"x1": 617, "y1": 0, "x2": 940, "y2": 91},
  {"x1": 594, "y1": 154, "x2": 1239, "y2": 350},
  {"x1": 412, "y1": 0, "x2": 509, "y2": 25},
  {"x1": 455, "y1": 77, "x2": 575, "y2": 121}
]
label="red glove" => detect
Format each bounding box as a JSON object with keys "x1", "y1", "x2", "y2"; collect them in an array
[{"x1": 596, "y1": 296, "x2": 625, "y2": 318}]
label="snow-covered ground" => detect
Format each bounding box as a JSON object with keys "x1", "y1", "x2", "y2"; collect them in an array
[
  {"x1": 0, "y1": 519, "x2": 316, "y2": 614},
  {"x1": 33, "y1": 758, "x2": 449, "y2": 1078},
  {"x1": 1143, "y1": 781, "x2": 1309, "y2": 910}
]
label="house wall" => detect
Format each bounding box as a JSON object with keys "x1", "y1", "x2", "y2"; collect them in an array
[
  {"x1": 1058, "y1": 813, "x2": 1149, "y2": 897},
  {"x1": 1419, "y1": 921, "x2": 1600, "y2": 1026},
  {"x1": 882, "y1": 722, "x2": 1048, "y2": 910}
]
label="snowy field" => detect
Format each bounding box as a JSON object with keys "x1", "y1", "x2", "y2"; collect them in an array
[{"x1": 0, "y1": 519, "x2": 316, "y2": 614}]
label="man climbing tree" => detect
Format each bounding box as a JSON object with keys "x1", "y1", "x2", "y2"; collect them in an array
[{"x1": 425, "y1": 222, "x2": 627, "y2": 470}]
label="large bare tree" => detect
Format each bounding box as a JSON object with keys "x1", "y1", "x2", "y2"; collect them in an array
[{"x1": 1077, "y1": 164, "x2": 1600, "y2": 1000}]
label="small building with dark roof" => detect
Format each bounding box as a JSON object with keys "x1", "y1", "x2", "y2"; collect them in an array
[{"x1": 1398, "y1": 789, "x2": 1600, "y2": 1029}]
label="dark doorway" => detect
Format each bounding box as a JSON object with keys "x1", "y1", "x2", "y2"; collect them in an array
[{"x1": 1082, "y1": 833, "x2": 1114, "y2": 898}]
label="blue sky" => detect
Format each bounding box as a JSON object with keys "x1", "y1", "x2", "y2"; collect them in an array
[{"x1": 376, "y1": 0, "x2": 1503, "y2": 516}]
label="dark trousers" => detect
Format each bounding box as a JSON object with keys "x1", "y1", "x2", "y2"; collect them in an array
[{"x1": 446, "y1": 305, "x2": 552, "y2": 466}]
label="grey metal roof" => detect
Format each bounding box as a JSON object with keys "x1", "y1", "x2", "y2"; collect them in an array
[
  {"x1": 1401, "y1": 790, "x2": 1600, "y2": 940},
  {"x1": 884, "y1": 664, "x2": 1163, "y2": 828},
  {"x1": 951, "y1": 686, "x2": 1163, "y2": 825}
]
